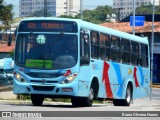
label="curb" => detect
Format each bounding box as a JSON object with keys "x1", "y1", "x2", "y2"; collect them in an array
[
  {"x1": 0, "y1": 100, "x2": 72, "y2": 106},
  {"x1": 0, "y1": 100, "x2": 31, "y2": 105},
  {"x1": 152, "y1": 85, "x2": 160, "y2": 88},
  {"x1": 0, "y1": 100, "x2": 106, "y2": 106}
]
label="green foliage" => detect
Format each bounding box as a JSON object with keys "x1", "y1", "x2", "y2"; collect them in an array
[
  {"x1": 30, "y1": 10, "x2": 52, "y2": 17},
  {"x1": 136, "y1": 4, "x2": 153, "y2": 14},
  {"x1": 136, "y1": 4, "x2": 160, "y2": 15},
  {"x1": 59, "y1": 15, "x2": 78, "y2": 19},
  {"x1": 17, "y1": 95, "x2": 31, "y2": 100},
  {"x1": 59, "y1": 5, "x2": 116, "y2": 24},
  {"x1": 155, "y1": 5, "x2": 160, "y2": 14},
  {"x1": 0, "y1": 0, "x2": 13, "y2": 29},
  {"x1": 80, "y1": 5, "x2": 116, "y2": 24},
  {"x1": 9, "y1": 50, "x2": 14, "y2": 59},
  {"x1": 51, "y1": 98, "x2": 71, "y2": 103}
]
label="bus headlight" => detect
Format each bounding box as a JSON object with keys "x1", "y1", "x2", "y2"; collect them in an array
[
  {"x1": 61, "y1": 73, "x2": 78, "y2": 84},
  {"x1": 15, "y1": 73, "x2": 26, "y2": 83}
]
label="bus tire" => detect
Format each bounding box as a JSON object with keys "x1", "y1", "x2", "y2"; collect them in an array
[
  {"x1": 124, "y1": 85, "x2": 132, "y2": 106},
  {"x1": 71, "y1": 87, "x2": 94, "y2": 107},
  {"x1": 31, "y1": 94, "x2": 44, "y2": 106},
  {"x1": 71, "y1": 97, "x2": 80, "y2": 107},
  {"x1": 82, "y1": 87, "x2": 94, "y2": 107},
  {"x1": 113, "y1": 85, "x2": 132, "y2": 106}
]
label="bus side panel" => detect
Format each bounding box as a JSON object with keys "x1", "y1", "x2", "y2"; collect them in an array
[
  {"x1": 132, "y1": 67, "x2": 150, "y2": 99},
  {"x1": 91, "y1": 60, "x2": 106, "y2": 98},
  {"x1": 141, "y1": 67, "x2": 150, "y2": 97},
  {"x1": 97, "y1": 61, "x2": 126, "y2": 99},
  {"x1": 106, "y1": 62, "x2": 133, "y2": 100},
  {"x1": 78, "y1": 66, "x2": 91, "y2": 97},
  {"x1": 97, "y1": 61, "x2": 150, "y2": 100},
  {"x1": 78, "y1": 60, "x2": 107, "y2": 98}
]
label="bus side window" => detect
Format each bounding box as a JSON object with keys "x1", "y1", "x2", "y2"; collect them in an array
[
  {"x1": 111, "y1": 36, "x2": 120, "y2": 62},
  {"x1": 91, "y1": 31, "x2": 99, "y2": 59},
  {"x1": 121, "y1": 38, "x2": 130, "y2": 64},
  {"x1": 80, "y1": 32, "x2": 90, "y2": 65},
  {"x1": 100, "y1": 33, "x2": 110, "y2": 61},
  {"x1": 131, "y1": 41, "x2": 140, "y2": 65},
  {"x1": 140, "y1": 44, "x2": 148, "y2": 67}
]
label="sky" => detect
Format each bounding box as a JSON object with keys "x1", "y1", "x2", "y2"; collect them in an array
[
  {"x1": 83, "y1": 0, "x2": 113, "y2": 9},
  {"x1": 4, "y1": 0, "x2": 113, "y2": 18}
]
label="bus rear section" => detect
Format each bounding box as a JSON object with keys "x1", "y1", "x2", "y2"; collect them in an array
[{"x1": 78, "y1": 26, "x2": 150, "y2": 106}]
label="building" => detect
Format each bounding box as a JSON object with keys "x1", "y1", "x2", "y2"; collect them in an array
[
  {"x1": 19, "y1": 0, "x2": 80, "y2": 17},
  {"x1": 113, "y1": 0, "x2": 160, "y2": 20}
]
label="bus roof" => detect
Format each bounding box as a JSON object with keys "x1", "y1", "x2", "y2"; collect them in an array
[{"x1": 20, "y1": 17, "x2": 149, "y2": 45}]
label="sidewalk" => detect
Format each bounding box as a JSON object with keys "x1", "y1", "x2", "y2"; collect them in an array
[
  {"x1": 152, "y1": 84, "x2": 160, "y2": 88},
  {"x1": 0, "y1": 91, "x2": 16, "y2": 99},
  {"x1": 0, "y1": 86, "x2": 16, "y2": 99},
  {"x1": 0, "y1": 85, "x2": 160, "y2": 100}
]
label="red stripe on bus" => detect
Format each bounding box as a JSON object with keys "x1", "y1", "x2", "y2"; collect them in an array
[
  {"x1": 133, "y1": 67, "x2": 140, "y2": 87},
  {"x1": 102, "y1": 62, "x2": 113, "y2": 98}
]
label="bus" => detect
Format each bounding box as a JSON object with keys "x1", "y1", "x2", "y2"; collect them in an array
[{"x1": 13, "y1": 18, "x2": 150, "y2": 107}]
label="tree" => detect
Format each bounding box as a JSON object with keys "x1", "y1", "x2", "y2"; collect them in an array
[
  {"x1": 58, "y1": 5, "x2": 116, "y2": 24},
  {"x1": 59, "y1": 15, "x2": 77, "y2": 19},
  {"x1": 0, "y1": 0, "x2": 13, "y2": 29},
  {"x1": 136, "y1": 4, "x2": 153, "y2": 14},
  {"x1": 76, "y1": 5, "x2": 116, "y2": 24},
  {"x1": 136, "y1": 4, "x2": 160, "y2": 15},
  {"x1": 30, "y1": 10, "x2": 52, "y2": 17}
]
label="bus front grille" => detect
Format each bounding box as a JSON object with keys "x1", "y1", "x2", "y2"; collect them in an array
[
  {"x1": 32, "y1": 85, "x2": 55, "y2": 91},
  {"x1": 30, "y1": 80, "x2": 58, "y2": 83}
]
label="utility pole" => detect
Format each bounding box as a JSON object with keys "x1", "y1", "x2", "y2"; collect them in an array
[
  {"x1": 65, "y1": 0, "x2": 69, "y2": 16},
  {"x1": 150, "y1": 0, "x2": 155, "y2": 101},
  {"x1": 80, "y1": 0, "x2": 83, "y2": 19},
  {"x1": 132, "y1": 0, "x2": 135, "y2": 35},
  {"x1": 44, "y1": 0, "x2": 47, "y2": 17}
]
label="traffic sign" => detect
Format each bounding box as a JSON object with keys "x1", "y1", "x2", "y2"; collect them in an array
[{"x1": 130, "y1": 16, "x2": 145, "y2": 26}]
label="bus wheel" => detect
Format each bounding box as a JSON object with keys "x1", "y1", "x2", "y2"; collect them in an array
[
  {"x1": 113, "y1": 85, "x2": 132, "y2": 106},
  {"x1": 82, "y1": 87, "x2": 94, "y2": 107},
  {"x1": 124, "y1": 85, "x2": 132, "y2": 106},
  {"x1": 71, "y1": 88, "x2": 94, "y2": 107},
  {"x1": 71, "y1": 97, "x2": 80, "y2": 107},
  {"x1": 31, "y1": 94, "x2": 44, "y2": 106}
]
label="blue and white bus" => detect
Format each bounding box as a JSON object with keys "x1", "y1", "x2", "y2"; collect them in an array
[{"x1": 13, "y1": 18, "x2": 150, "y2": 107}]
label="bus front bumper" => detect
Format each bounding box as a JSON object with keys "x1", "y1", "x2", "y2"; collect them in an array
[{"x1": 13, "y1": 79, "x2": 78, "y2": 97}]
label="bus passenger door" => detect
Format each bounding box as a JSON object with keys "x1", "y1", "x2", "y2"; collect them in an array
[
  {"x1": 78, "y1": 30, "x2": 91, "y2": 97},
  {"x1": 80, "y1": 31, "x2": 90, "y2": 66}
]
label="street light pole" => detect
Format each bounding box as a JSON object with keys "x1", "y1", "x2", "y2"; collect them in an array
[
  {"x1": 80, "y1": 0, "x2": 83, "y2": 19},
  {"x1": 150, "y1": 0, "x2": 155, "y2": 100},
  {"x1": 44, "y1": 0, "x2": 47, "y2": 17},
  {"x1": 132, "y1": 0, "x2": 135, "y2": 35}
]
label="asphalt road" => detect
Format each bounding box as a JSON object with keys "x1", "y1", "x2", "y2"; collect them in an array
[{"x1": 0, "y1": 88, "x2": 160, "y2": 120}]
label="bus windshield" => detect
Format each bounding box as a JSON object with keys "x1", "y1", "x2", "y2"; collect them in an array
[{"x1": 15, "y1": 33, "x2": 78, "y2": 70}]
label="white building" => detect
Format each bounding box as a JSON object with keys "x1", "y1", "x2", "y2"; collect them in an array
[
  {"x1": 19, "y1": 0, "x2": 80, "y2": 17},
  {"x1": 113, "y1": 0, "x2": 160, "y2": 20}
]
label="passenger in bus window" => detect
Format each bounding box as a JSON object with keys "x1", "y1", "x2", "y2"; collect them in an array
[
  {"x1": 65, "y1": 40, "x2": 77, "y2": 60},
  {"x1": 92, "y1": 37, "x2": 97, "y2": 44}
]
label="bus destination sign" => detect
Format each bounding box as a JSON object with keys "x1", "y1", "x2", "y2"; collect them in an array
[
  {"x1": 19, "y1": 20, "x2": 78, "y2": 33},
  {"x1": 28, "y1": 22, "x2": 64, "y2": 29}
]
